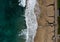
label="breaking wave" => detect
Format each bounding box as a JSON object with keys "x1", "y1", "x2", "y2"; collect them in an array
[
  {"x1": 25, "y1": 0, "x2": 38, "y2": 42},
  {"x1": 18, "y1": 0, "x2": 38, "y2": 42}
]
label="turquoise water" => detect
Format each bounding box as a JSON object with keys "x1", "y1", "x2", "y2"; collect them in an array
[{"x1": 0, "y1": 0, "x2": 26, "y2": 42}]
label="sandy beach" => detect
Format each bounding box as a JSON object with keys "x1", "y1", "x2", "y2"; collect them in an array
[{"x1": 34, "y1": 0, "x2": 56, "y2": 42}]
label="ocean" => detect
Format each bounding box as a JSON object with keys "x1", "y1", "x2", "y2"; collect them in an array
[{"x1": 0, "y1": 0, "x2": 38, "y2": 42}]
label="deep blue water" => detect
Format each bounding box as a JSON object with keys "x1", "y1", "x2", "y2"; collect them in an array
[{"x1": 0, "y1": 0, "x2": 26, "y2": 42}]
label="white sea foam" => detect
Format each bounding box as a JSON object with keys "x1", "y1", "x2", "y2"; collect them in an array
[
  {"x1": 18, "y1": 0, "x2": 38, "y2": 42},
  {"x1": 18, "y1": 0, "x2": 26, "y2": 7},
  {"x1": 18, "y1": 29, "x2": 29, "y2": 41},
  {"x1": 25, "y1": 0, "x2": 38, "y2": 42},
  {"x1": 18, "y1": 29, "x2": 27, "y2": 39}
]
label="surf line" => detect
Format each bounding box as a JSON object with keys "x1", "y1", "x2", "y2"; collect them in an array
[
  {"x1": 18, "y1": 0, "x2": 38, "y2": 42},
  {"x1": 25, "y1": 0, "x2": 38, "y2": 42}
]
